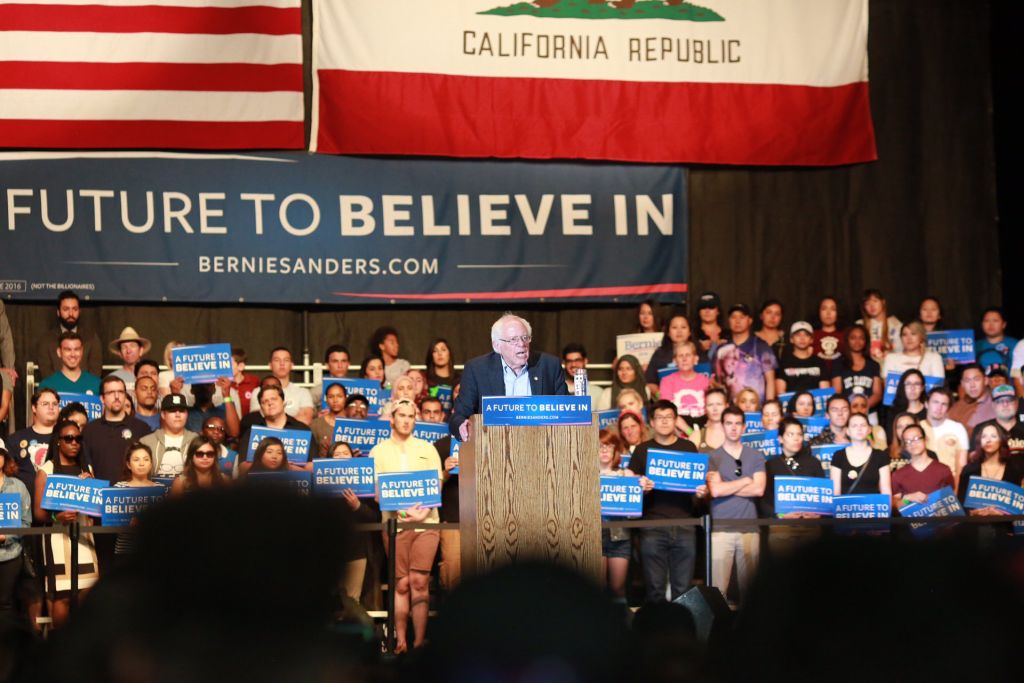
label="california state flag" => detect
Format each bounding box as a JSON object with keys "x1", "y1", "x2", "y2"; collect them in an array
[{"x1": 312, "y1": 0, "x2": 876, "y2": 165}]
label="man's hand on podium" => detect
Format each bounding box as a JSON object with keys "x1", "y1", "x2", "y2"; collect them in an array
[{"x1": 459, "y1": 420, "x2": 471, "y2": 442}]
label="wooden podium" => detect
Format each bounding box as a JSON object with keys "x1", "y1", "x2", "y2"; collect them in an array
[{"x1": 458, "y1": 413, "x2": 602, "y2": 582}]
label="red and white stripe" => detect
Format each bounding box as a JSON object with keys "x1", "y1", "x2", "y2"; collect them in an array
[
  {"x1": 312, "y1": 0, "x2": 876, "y2": 166},
  {"x1": 0, "y1": 0, "x2": 304, "y2": 150}
]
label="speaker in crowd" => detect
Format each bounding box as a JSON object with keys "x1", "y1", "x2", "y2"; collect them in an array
[{"x1": 672, "y1": 585, "x2": 733, "y2": 646}]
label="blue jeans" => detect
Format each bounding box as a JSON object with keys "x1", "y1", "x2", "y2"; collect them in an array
[{"x1": 639, "y1": 526, "x2": 696, "y2": 603}]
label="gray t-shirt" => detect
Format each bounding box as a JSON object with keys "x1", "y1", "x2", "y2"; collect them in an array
[{"x1": 709, "y1": 445, "x2": 766, "y2": 520}]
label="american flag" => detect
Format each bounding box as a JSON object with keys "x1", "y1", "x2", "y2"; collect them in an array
[{"x1": 0, "y1": 0, "x2": 304, "y2": 149}]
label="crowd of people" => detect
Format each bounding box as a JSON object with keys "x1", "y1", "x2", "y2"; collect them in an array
[{"x1": 0, "y1": 291, "x2": 1023, "y2": 649}]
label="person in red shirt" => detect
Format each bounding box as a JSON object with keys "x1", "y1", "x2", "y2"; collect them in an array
[
  {"x1": 892, "y1": 423, "x2": 955, "y2": 512},
  {"x1": 230, "y1": 348, "x2": 260, "y2": 419}
]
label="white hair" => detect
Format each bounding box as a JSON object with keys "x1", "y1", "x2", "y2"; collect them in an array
[{"x1": 490, "y1": 313, "x2": 533, "y2": 345}]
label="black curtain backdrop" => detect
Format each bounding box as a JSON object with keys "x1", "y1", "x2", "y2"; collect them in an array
[{"x1": 2, "y1": 0, "x2": 1002, "y2": 425}]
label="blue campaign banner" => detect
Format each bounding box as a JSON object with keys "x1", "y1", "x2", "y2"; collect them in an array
[
  {"x1": 657, "y1": 363, "x2": 675, "y2": 380},
  {"x1": 882, "y1": 373, "x2": 945, "y2": 406},
  {"x1": 219, "y1": 449, "x2": 238, "y2": 477},
  {"x1": 378, "y1": 471, "x2": 442, "y2": 511},
  {"x1": 332, "y1": 418, "x2": 391, "y2": 454},
  {"x1": 449, "y1": 440, "x2": 461, "y2": 475},
  {"x1": 645, "y1": 449, "x2": 708, "y2": 493},
  {"x1": 312, "y1": 458, "x2": 376, "y2": 497},
  {"x1": 100, "y1": 486, "x2": 166, "y2": 526},
  {"x1": 324, "y1": 377, "x2": 384, "y2": 417},
  {"x1": 247, "y1": 470, "x2": 312, "y2": 495},
  {"x1": 694, "y1": 362, "x2": 712, "y2": 378},
  {"x1": 0, "y1": 493, "x2": 22, "y2": 529},
  {"x1": 0, "y1": 153, "x2": 686, "y2": 304},
  {"x1": 926, "y1": 330, "x2": 976, "y2": 364},
  {"x1": 58, "y1": 392, "x2": 103, "y2": 421},
  {"x1": 40, "y1": 475, "x2": 109, "y2": 516},
  {"x1": 596, "y1": 409, "x2": 620, "y2": 431},
  {"x1": 431, "y1": 385, "x2": 454, "y2": 414},
  {"x1": 963, "y1": 477, "x2": 1024, "y2": 515},
  {"x1": 811, "y1": 443, "x2": 845, "y2": 468},
  {"x1": 778, "y1": 388, "x2": 835, "y2": 416},
  {"x1": 620, "y1": 452, "x2": 632, "y2": 471},
  {"x1": 481, "y1": 395, "x2": 592, "y2": 427},
  {"x1": 898, "y1": 486, "x2": 964, "y2": 537},
  {"x1": 412, "y1": 422, "x2": 448, "y2": 444},
  {"x1": 246, "y1": 426, "x2": 312, "y2": 464},
  {"x1": 741, "y1": 430, "x2": 782, "y2": 458},
  {"x1": 744, "y1": 412, "x2": 764, "y2": 432},
  {"x1": 600, "y1": 475, "x2": 644, "y2": 517},
  {"x1": 774, "y1": 476, "x2": 834, "y2": 516},
  {"x1": 834, "y1": 494, "x2": 891, "y2": 519},
  {"x1": 795, "y1": 416, "x2": 829, "y2": 439},
  {"x1": 170, "y1": 343, "x2": 232, "y2": 384}
]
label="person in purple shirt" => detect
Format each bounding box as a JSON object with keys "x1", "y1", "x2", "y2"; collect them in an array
[{"x1": 713, "y1": 304, "x2": 778, "y2": 403}]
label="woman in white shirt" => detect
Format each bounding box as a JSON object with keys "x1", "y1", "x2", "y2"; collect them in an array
[{"x1": 880, "y1": 321, "x2": 945, "y2": 380}]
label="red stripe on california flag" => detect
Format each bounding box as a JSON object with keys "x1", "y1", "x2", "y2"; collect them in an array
[
  {"x1": 0, "y1": 120, "x2": 304, "y2": 150},
  {"x1": 331, "y1": 284, "x2": 688, "y2": 301},
  {"x1": 0, "y1": 62, "x2": 303, "y2": 92},
  {"x1": 316, "y1": 71, "x2": 877, "y2": 166},
  {"x1": 0, "y1": 4, "x2": 301, "y2": 34}
]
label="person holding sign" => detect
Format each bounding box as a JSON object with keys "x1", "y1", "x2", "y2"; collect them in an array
[
  {"x1": 599, "y1": 430, "x2": 634, "y2": 599},
  {"x1": 247, "y1": 437, "x2": 290, "y2": 474},
  {"x1": 784, "y1": 391, "x2": 815, "y2": 418},
  {"x1": 449, "y1": 314, "x2": 567, "y2": 441},
  {"x1": 760, "y1": 419, "x2": 827, "y2": 555},
  {"x1": 238, "y1": 385, "x2": 312, "y2": 466},
  {"x1": 892, "y1": 424, "x2": 954, "y2": 513},
  {"x1": 33, "y1": 420, "x2": 98, "y2": 628},
  {"x1": 0, "y1": 446, "x2": 32, "y2": 622},
  {"x1": 170, "y1": 437, "x2": 228, "y2": 496},
  {"x1": 707, "y1": 407, "x2": 766, "y2": 604},
  {"x1": 324, "y1": 440, "x2": 381, "y2": 603},
  {"x1": 371, "y1": 399, "x2": 444, "y2": 653},
  {"x1": 111, "y1": 442, "x2": 159, "y2": 556},
  {"x1": 880, "y1": 322, "x2": 945, "y2": 383},
  {"x1": 312, "y1": 382, "x2": 347, "y2": 458},
  {"x1": 957, "y1": 424, "x2": 1024, "y2": 513},
  {"x1": 628, "y1": 400, "x2": 706, "y2": 604},
  {"x1": 830, "y1": 413, "x2": 892, "y2": 496}
]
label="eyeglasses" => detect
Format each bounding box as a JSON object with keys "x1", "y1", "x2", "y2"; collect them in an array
[
  {"x1": 193, "y1": 450, "x2": 217, "y2": 458},
  {"x1": 60, "y1": 435, "x2": 83, "y2": 444},
  {"x1": 904, "y1": 436, "x2": 923, "y2": 445},
  {"x1": 498, "y1": 335, "x2": 532, "y2": 346},
  {"x1": 203, "y1": 424, "x2": 226, "y2": 432}
]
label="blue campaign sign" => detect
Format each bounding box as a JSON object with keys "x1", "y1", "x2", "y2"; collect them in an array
[
  {"x1": 882, "y1": 372, "x2": 945, "y2": 406},
  {"x1": 811, "y1": 443, "x2": 845, "y2": 468},
  {"x1": 312, "y1": 458, "x2": 376, "y2": 497},
  {"x1": 378, "y1": 471, "x2": 442, "y2": 511},
  {"x1": 795, "y1": 416, "x2": 829, "y2": 439},
  {"x1": 431, "y1": 385, "x2": 454, "y2": 414},
  {"x1": 774, "y1": 476, "x2": 834, "y2": 515},
  {"x1": 324, "y1": 378, "x2": 384, "y2": 417},
  {"x1": 926, "y1": 330, "x2": 976, "y2": 364},
  {"x1": 58, "y1": 392, "x2": 103, "y2": 421},
  {"x1": 657, "y1": 363, "x2": 676, "y2": 380},
  {"x1": 898, "y1": 486, "x2": 964, "y2": 537},
  {"x1": 170, "y1": 343, "x2": 232, "y2": 383},
  {"x1": 247, "y1": 426, "x2": 312, "y2": 464},
  {"x1": 645, "y1": 449, "x2": 708, "y2": 493},
  {"x1": 620, "y1": 452, "x2": 632, "y2": 471},
  {"x1": 834, "y1": 494, "x2": 891, "y2": 519},
  {"x1": 778, "y1": 388, "x2": 835, "y2": 416},
  {"x1": 219, "y1": 449, "x2": 238, "y2": 477},
  {"x1": 412, "y1": 422, "x2": 448, "y2": 444},
  {"x1": 481, "y1": 395, "x2": 592, "y2": 427},
  {"x1": 600, "y1": 475, "x2": 644, "y2": 517},
  {"x1": 247, "y1": 470, "x2": 312, "y2": 495},
  {"x1": 694, "y1": 362, "x2": 712, "y2": 377},
  {"x1": 741, "y1": 430, "x2": 782, "y2": 458},
  {"x1": 0, "y1": 493, "x2": 22, "y2": 529},
  {"x1": 0, "y1": 153, "x2": 685, "y2": 305},
  {"x1": 449, "y1": 439, "x2": 461, "y2": 475},
  {"x1": 332, "y1": 418, "x2": 391, "y2": 454},
  {"x1": 596, "y1": 409, "x2": 620, "y2": 431},
  {"x1": 100, "y1": 486, "x2": 166, "y2": 526},
  {"x1": 744, "y1": 412, "x2": 764, "y2": 432},
  {"x1": 41, "y1": 475, "x2": 109, "y2": 516},
  {"x1": 963, "y1": 477, "x2": 1024, "y2": 515}
]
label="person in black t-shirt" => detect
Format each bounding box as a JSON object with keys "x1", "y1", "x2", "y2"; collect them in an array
[
  {"x1": 628, "y1": 400, "x2": 707, "y2": 603},
  {"x1": 776, "y1": 321, "x2": 830, "y2": 395}
]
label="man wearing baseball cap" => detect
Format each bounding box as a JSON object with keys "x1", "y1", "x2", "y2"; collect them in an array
[
  {"x1": 776, "y1": 321, "x2": 831, "y2": 395},
  {"x1": 713, "y1": 304, "x2": 777, "y2": 403},
  {"x1": 140, "y1": 393, "x2": 198, "y2": 479},
  {"x1": 694, "y1": 291, "x2": 724, "y2": 354},
  {"x1": 971, "y1": 384, "x2": 1024, "y2": 458}
]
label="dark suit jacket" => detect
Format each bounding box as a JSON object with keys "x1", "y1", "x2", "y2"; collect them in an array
[{"x1": 448, "y1": 351, "x2": 568, "y2": 438}]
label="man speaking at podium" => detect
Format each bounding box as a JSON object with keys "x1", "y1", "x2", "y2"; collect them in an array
[{"x1": 449, "y1": 313, "x2": 569, "y2": 441}]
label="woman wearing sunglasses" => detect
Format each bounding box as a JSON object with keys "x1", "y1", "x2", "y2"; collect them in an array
[
  {"x1": 170, "y1": 436, "x2": 228, "y2": 496},
  {"x1": 32, "y1": 419, "x2": 98, "y2": 629}
]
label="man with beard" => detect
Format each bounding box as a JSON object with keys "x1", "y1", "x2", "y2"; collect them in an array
[{"x1": 33, "y1": 290, "x2": 104, "y2": 377}]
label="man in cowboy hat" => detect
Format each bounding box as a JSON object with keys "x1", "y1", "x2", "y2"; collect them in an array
[{"x1": 109, "y1": 326, "x2": 152, "y2": 393}]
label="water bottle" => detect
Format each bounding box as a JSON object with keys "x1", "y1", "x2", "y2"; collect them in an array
[{"x1": 573, "y1": 367, "x2": 588, "y2": 396}]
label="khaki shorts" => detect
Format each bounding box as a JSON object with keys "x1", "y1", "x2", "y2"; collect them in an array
[{"x1": 383, "y1": 529, "x2": 440, "y2": 578}]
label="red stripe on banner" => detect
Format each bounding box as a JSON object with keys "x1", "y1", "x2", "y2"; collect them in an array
[
  {"x1": 0, "y1": 62, "x2": 303, "y2": 92},
  {"x1": 0, "y1": 119, "x2": 304, "y2": 150},
  {"x1": 331, "y1": 283, "x2": 688, "y2": 302},
  {"x1": 316, "y1": 71, "x2": 877, "y2": 166},
  {"x1": 0, "y1": 4, "x2": 300, "y2": 35}
]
